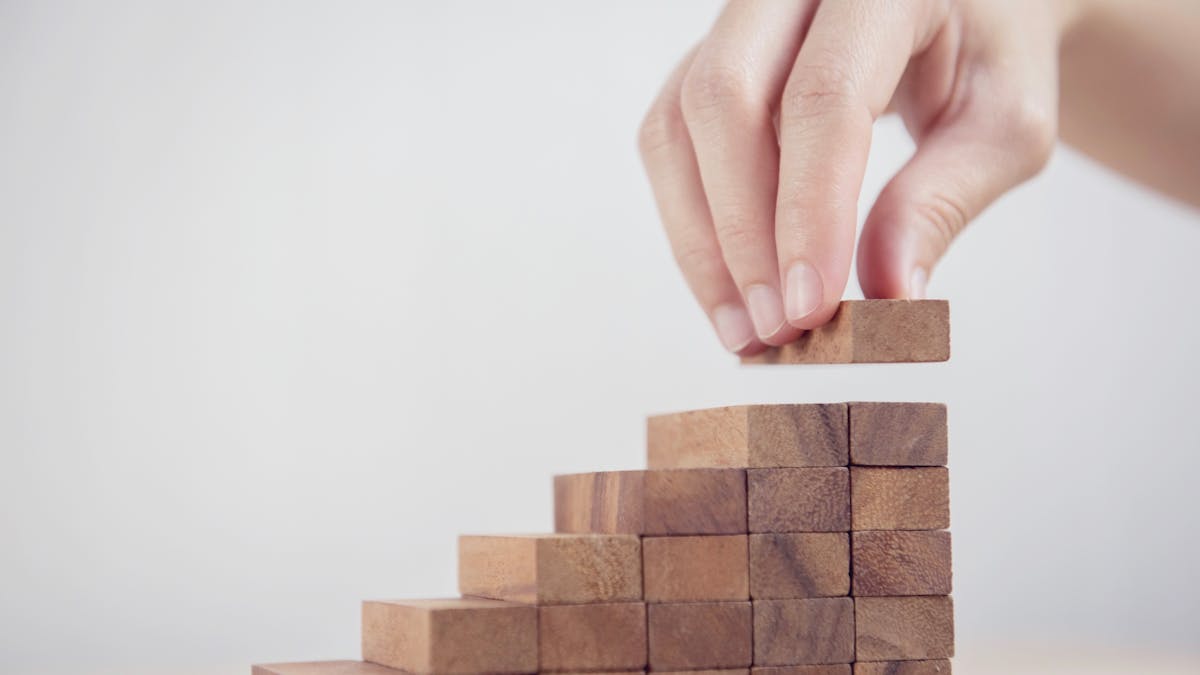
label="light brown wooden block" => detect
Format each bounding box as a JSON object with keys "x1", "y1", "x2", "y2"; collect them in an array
[
  {"x1": 741, "y1": 300, "x2": 949, "y2": 364},
  {"x1": 361, "y1": 598, "x2": 536, "y2": 674},
  {"x1": 646, "y1": 404, "x2": 848, "y2": 469},
  {"x1": 647, "y1": 601, "x2": 753, "y2": 670},
  {"x1": 753, "y1": 598, "x2": 855, "y2": 666},
  {"x1": 643, "y1": 535, "x2": 749, "y2": 602},
  {"x1": 747, "y1": 468, "x2": 849, "y2": 533},
  {"x1": 851, "y1": 467, "x2": 949, "y2": 530},
  {"x1": 458, "y1": 534, "x2": 641, "y2": 605},
  {"x1": 853, "y1": 661, "x2": 951, "y2": 674},
  {"x1": 748, "y1": 662, "x2": 854, "y2": 667},
  {"x1": 658, "y1": 671, "x2": 750, "y2": 675},
  {"x1": 539, "y1": 602, "x2": 647, "y2": 672},
  {"x1": 849, "y1": 402, "x2": 948, "y2": 466},
  {"x1": 852, "y1": 531, "x2": 952, "y2": 597},
  {"x1": 554, "y1": 469, "x2": 747, "y2": 535},
  {"x1": 749, "y1": 533, "x2": 849, "y2": 599},
  {"x1": 252, "y1": 662, "x2": 402, "y2": 675},
  {"x1": 855, "y1": 596, "x2": 955, "y2": 661}
]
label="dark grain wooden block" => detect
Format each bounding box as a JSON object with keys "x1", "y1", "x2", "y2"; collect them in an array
[
  {"x1": 852, "y1": 531, "x2": 952, "y2": 597},
  {"x1": 747, "y1": 468, "x2": 850, "y2": 533},
  {"x1": 458, "y1": 534, "x2": 642, "y2": 605},
  {"x1": 849, "y1": 402, "x2": 947, "y2": 466},
  {"x1": 740, "y1": 300, "x2": 949, "y2": 365},
  {"x1": 555, "y1": 469, "x2": 747, "y2": 535},
  {"x1": 853, "y1": 661, "x2": 951, "y2": 674},
  {"x1": 753, "y1": 598, "x2": 855, "y2": 666},
  {"x1": 643, "y1": 535, "x2": 749, "y2": 602},
  {"x1": 749, "y1": 533, "x2": 849, "y2": 599},
  {"x1": 855, "y1": 596, "x2": 955, "y2": 661},
  {"x1": 361, "y1": 598, "x2": 537, "y2": 674},
  {"x1": 647, "y1": 601, "x2": 753, "y2": 671},
  {"x1": 851, "y1": 467, "x2": 950, "y2": 530},
  {"x1": 646, "y1": 404, "x2": 848, "y2": 469},
  {"x1": 252, "y1": 662, "x2": 402, "y2": 675},
  {"x1": 539, "y1": 602, "x2": 647, "y2": 672}
]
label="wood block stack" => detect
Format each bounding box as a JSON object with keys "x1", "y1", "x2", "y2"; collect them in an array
[{"x1": 255, "y1": 300, "x2": 953, "y2": 675}]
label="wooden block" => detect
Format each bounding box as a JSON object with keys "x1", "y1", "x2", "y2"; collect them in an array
[
  {"x1": 849, "y1": 402, "x2": 948, "y2": 466},
  {"x1": 643, "y1": 535, "x2": 749, "y2": 602},
  {"x1": 647, "y1": 601, "x2": 753, "y2": 670},
  {"x1": 747, "y1": 468, "x2": 849, "y2": 533},
  {"x1": 458, "y1": 534, "x2": 641, "y2": 604},
  {"x1": 748, "y1": 662, "x2": 854, "y2": 667},
  {"x1": 361, "y1": 598, "x2": 536, "y2": 674},
  {"x1": 855, "y1": 596, "x2": 955, "y2": 661},
  {"x1": 658, "y1": 671, "x2": 750, "y2": 675},
  {"x1": 646, "y1": 404, "x2": 848, "y2": 469},
  {"x1": 252, "y1": 662, "x2": 402, "y2": 675},
  {"x1": 554, "y1": 469, "x2": 747, "y2": 535},
  {"x1": 853, "y1": 661, "x2": 951, "y2": 674},
  {"x1": 753, "y1": 598, "x2": 855, "y2": 666},
  {"x1": 852, "y1": 531, "x2": 952, "y2": 597},
  {"x1": 741, "y1": 300, "x2": 949, "y2": 364},
  {"x1": 539, "y1": 602, "x2": 647, "y2": 672},
  {"x1": 851, "y1": 467, "x2": 949, "y2": 530},
  {"x1": 749, "y1": 533, "x2": 849, "y2": 599}
]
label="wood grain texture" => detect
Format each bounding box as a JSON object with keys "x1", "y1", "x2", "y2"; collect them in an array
[
  {"x1": 849, "y1": 403, "x2": 948, "y2": 466},
  {"x1": 855, "y1": 596, "x2": 955, "y2": 661},
  {"x1": 458, "y1": 534, "x2": 641, "y2": 605},
  {"x1": 749, "y1": 533, "x2": 849, "y2": 599},
  {"x1": 748, "y1": 662, "x2": 854, "y2": 667},
  {"x1": 741, "y1": 300, "x2": 949, "y2": 364},
  {"x1": 555, "y1": 469, "x2": 747, "y2": 535},
  {"x1": 747, "y1": 468, "x2": 850, "y2": 533},
  {"x1": 852, "y1": 531, "x2": 952, "y2": 597},
  {"x1": 538, "y1": 603, "x2": 647, "y2": 672},
  {"x1": 361, "y1": 598, "x2": 536, "y2": 674},
  {"x1": 851, "y1": 467, "x2": 949, "y2": 531},
  {"x1": 252, "y1": 662, "x2": 402, "y2": 675},
  {"x1": 656, "y1": 671, "x2": 750, "y2": 675},
  {"x1": 643, "y1": 535, "x2": 749, "y2": 602},
  {"x1": 853, "y1": 661, "x2": 951, "y2": 674},
  {"x1": 646, "y1": 404, "x2": 848, "y2": 469},
  {"x1": 647, "y1": 601, "x2": 753, "y2": 671},
  {"x1": 753, "y1": 598, "x2": 855, "y2": 666}
]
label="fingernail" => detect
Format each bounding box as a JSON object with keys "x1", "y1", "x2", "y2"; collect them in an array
[
  {"x1": 910, "y1": 267, "x2": 928, "y2": 300},
  {"x1": 712, "y1": 303, "x2": 757, "y2": 353},
  {"x1": 745, "y1": 284, "x2": 788, "y2": 340},
  {"x1": 785, "y1": 261, "x2": 824, "y2": 322}
]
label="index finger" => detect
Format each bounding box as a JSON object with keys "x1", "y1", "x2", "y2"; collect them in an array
[{"x1": 775, "y1": 0, "x2": 948, "y2": 328}]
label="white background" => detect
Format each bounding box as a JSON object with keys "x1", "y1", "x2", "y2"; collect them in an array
[{"x1": 2, "y1": 2, "x2": 1199, "y2": 673}]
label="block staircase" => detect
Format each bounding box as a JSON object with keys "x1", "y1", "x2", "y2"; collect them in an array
[{"x1": 254, "y1": 300, "x2": 954, "y2": 675}]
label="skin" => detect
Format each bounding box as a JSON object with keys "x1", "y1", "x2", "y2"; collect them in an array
[{"x1": 639, "y1": 0, "x2": 1200, "y2": 354}]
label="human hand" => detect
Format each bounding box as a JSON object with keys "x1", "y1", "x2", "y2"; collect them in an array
[{"x1": 640, "y1": 0, "x2": 1074, "y2": 353}]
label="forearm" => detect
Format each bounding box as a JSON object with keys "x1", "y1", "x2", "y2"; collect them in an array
[{"x1": 1059, "y1": 0, "x2": 1200, "y2": 207}]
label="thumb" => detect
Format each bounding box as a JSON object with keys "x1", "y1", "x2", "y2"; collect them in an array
[{"x1": 857, "y1": 97, "x2": 1056, "y2": 299}]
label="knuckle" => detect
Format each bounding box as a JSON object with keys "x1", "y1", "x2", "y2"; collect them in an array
[
  {"x1": 672, "y1": 240, "x2": 723, "y2": 278},
  {"x1": 713, "y1": 216, "x2": 764, "y2": 254},
  {"x1": 782, "y1": 61, "x2": 860, "y2": 119},
  {"x1": 911, "y1": 191, "x2": 970, "y2": 252},
  {"x1": 637, "y1": 101, "x2": 686, "y2": 158},
  {"x1": 680, "y1": 63, "x2": 758, "y2": 126},
  {"x1": 1001, "y1": 95, "x2": 1058, "y2": 176}
]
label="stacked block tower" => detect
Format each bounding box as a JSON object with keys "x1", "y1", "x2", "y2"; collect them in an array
[{"x1": 256, "y1": 299, "x2": 954, "y2": 675}]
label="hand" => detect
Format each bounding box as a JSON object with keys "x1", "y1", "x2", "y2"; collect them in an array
[{"x1": 639, "y1": 0, "x2": 1072, "y2": 353}]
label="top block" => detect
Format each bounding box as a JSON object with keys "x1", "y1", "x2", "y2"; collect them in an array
[{"x1": 741, "y1": 300, "x2": 950, "y2": 365}]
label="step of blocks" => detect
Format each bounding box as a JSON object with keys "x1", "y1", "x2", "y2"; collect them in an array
[
  {"x1": 554, "y1": 468, "x2": 747, "y2": 535},
  {"x1": 646, "y1": 404, "x2": 848, "y2": 469},
  {"x1": 457, "y1": 534, "x2": 641, "y2": 604}
]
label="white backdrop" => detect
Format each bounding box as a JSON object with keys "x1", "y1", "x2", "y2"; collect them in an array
[{"x1": 2, "y1": 2, "x2": 1199, "y2": 674}]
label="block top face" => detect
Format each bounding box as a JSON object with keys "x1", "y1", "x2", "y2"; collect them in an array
[
  {"x1": 741, "y1": 299, "x2": 949, "y2": 364},
  {"x1": 647, "y1": 404, "x2": 848, "y2": 469}
]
